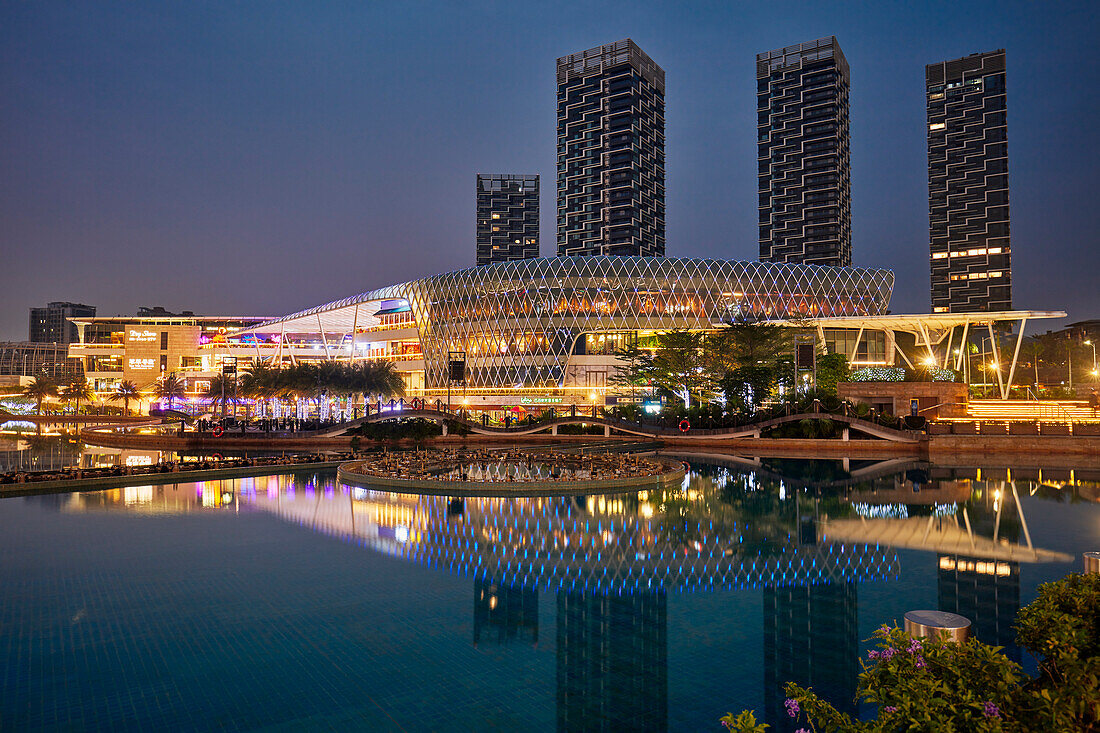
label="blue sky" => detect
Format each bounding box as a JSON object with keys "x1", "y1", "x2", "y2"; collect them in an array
[{"x1": 2, "y1": 1, "x2": 1097, "y2": 338}]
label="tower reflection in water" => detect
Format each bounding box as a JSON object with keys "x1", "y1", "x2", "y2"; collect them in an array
[
  {"x1": 52, "y1": 460, "x2": 1086, "y2": 730},
  {"x1": 237, "y1": 467, "x2": 896, "y2": 731}
]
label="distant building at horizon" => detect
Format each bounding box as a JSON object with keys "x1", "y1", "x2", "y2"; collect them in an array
[
  {"x1": 927, "y1": 50, "x2": 1012, "y2": 313},
  {"x1": 476, "y1": 174, "x2": 540, "y2": 265},
  {"x1": 757, "y1": 37, "x2": 852, "y2": 268},
  {"x1": 557, "y1": 39, "x2": 665, "y2": 258},
  {"x1": 28, "y1": 301, "x2": 96, "y2": 345}
]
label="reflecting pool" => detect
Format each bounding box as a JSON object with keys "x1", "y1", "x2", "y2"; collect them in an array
[{"x1": 2, "y1": 458, "x2": 1099, "y2": 731}]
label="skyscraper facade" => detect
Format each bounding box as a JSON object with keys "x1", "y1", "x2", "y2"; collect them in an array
[
  {"x1": 29, "y1": 301, "x2": 96, "y2": 345},
  {"x1": 476, "y1": 174, "x2": 540, "y2": 266},
  {"x1": 756, "y1": 36, "x2": 849, "y2": 265},
  {"x1": 927, "y1": 50, "x2": 1011, "y2": 313},
  {"x1": 556, "y1": 39, "x2": 665, "y2": 257},
  {"x1": 757, "y1": 37, "x2": 852, "y2": 268}
]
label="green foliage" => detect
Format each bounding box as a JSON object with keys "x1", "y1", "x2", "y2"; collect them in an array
[
  {"x1": 763, "y1": 417, "x2": 839, "y2": 439},
  {"x1": 21, "y1": 376, "x2": 59, "y2": 413},
  {"x1": 815, "y1": 353, "x2": 850, "y2": 395},
  {"x1": 107, "y1": 380, "x2": 141, "y2": 415},
  {"x1": 608, "y1": 343, "x2": 654, "y2": 392},
  {"x1": 154, "y1": 372, "x2": 187, "y2": 409},
  {"x1": 728, "y1": 573, "x2": 1100, "y2": 732},
  {"x1": 649, "y1": 330, "x2": 709, "y2": 408},
  {"x1": 719, "y1": 709, "x2": 769, "y2": 732},
  {"x1": 349, "y1": 418, "x2": 442, "y2": 441},
  {"x1": 709, "y1": 322, "x2": 791, "y2": 373},
  {"x1": 1015, "y1": 573, "x2": 1100, "y2": 731},
  {"x1": 720, "y1": 364, "x2": 776, "y2": 414},
  {"x1": 850, "y1": 366, "x2": 959, "y2": 383}
]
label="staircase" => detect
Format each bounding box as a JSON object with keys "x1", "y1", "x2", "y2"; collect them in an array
[{"x1": 967, "y1": 399, "x2": 1097, "y2": 422}]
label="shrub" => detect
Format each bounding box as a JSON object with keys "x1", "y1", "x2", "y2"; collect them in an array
[{"x1": 724, "y1": 573, "x2": 1100, "y2": 732}]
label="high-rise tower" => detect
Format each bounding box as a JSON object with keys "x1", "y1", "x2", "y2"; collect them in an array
[
  {"x1": 476, "y1": 174, "x2": 540, "y2": 265},
  {"x1": 757, "y1": 37, "x2": 851, "y2": 267},
  {"x1": 927, "y1": 50, "x2": 1011, "y2": 313},
  {"x1": 556, "y1": 39, "x2": 665, "y2": 257},
  {"x1": 28, "y1": 301, "x2": 96, "y2": 345}
]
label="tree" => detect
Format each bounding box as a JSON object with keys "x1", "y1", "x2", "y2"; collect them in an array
[
  {"x1": 155, "y1": 372, "x2": 186, "y2": 411},
  {"x1": 22, "y1": 376, "x2": 59, "y2": 414},
  {"x1": 356, "y1": 360, "x2": 406, "y2": 401},
  {"x1": 708, "y1": 321, "x2": 791, "y2": 373},
  {"x1": 202, "y1": 373, "x2": 238, "y2": 417},
  {"x1": 239, "y1": 363, "x2": 279, "y2": 417},
  {"x1": 63, "y1": 375, "x2": 95, "y2": 414},
  {"x1": 719, "y1": 365, "x2": 775, "y2": 414},
  {"x1": 608, "y1": 343, "x2": 654, "y2": 399},
  {"x1": 650, "y1": 330, "x2": 708, "y2": 408},
  {"x1": 108, "y1": 380, "x2": 141, "y2": 415},
  {"x1": 1018, "y1": 337, "x2": 1044, "y2": 391},
  {"x1": 815, "y1": 353, "x2": 851, "y2": 396}
]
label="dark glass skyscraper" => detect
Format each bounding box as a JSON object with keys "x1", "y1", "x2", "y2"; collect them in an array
[
  {"x1": 28, "y1": 301, "x2": 96, "y2": 345},
  {"x1": 556, "y1": 39, "x2": 665, "y2": 257},
  {"x1": 927, "y1": 50, "x2": 1011, "y2": 313},
  {"x1": 757, "y1": 37, "x2": 851, "y2": 267},
  {"x1": 476, "y1": 174, "x2": 540, "y2": 266}
]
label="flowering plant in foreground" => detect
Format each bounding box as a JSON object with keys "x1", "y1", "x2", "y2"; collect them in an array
[{"x1": 721, "y1": 573, "x2": 1100, "y2": 732}]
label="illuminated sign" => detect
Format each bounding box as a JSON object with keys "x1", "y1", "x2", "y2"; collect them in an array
[
  {"x1": 127, "y1": 329, "x2": 157, "y2": 343},
  {"x1": 128, "y1": 358, "x2": 156, "y2": 370},
  {"x1": 519, "y1": 396, "x2": 563, "y2": 405}
]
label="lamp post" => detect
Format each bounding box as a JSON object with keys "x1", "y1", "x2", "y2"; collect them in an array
[{"x1": 1085, "y1": 340, "x2": 1098, "y2": 382}]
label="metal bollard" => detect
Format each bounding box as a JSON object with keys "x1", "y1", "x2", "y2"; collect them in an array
[
  {"x1": 1084, "y1": 552, "x2": 1100, "y2": 575},
  {"x1": 904, "y1": 610, "x2": 971, "y2": 643}
]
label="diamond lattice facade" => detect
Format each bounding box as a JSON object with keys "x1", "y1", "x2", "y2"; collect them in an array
[{"x1": 241, "y1": 256, "x2": 893, "y2": 390}]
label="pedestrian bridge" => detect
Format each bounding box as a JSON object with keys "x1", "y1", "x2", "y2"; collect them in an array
[{"x1": 318, "y1": 409, "x2": 921, "y2": 443}]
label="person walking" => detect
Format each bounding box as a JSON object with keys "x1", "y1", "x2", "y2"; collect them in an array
[{"x1": 1090, "y1": 388, "x2": 1100, "y2": 417}]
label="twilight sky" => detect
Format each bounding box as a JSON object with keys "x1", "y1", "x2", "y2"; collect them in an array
[{"x1": 2, "y1": 1, "x2": 1098, "y2": 340}]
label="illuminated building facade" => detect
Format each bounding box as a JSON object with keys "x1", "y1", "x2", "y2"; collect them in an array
[
  {"x1": 68, "y1": 314, "x2": 269, "y2": 394},
  {"x1": 233, "y1": 256, "x2": 893, "y2": 395},
  {"x1": 476, "y1": 174, "x2": 540, "y2": 265},
  {"x1": 557, "y1": 39, "x2": 665, "y2": 257},
  {"x1": 927, "y1": 50, "x2": 1011, "y2": 313},
  {"x1": 757, "y1": 37, "x2": 851, "y2": 267}
]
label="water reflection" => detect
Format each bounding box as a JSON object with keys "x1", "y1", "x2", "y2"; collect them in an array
[{"x1": 41, "y1": 458, "x2": 1095, "y2": 731}]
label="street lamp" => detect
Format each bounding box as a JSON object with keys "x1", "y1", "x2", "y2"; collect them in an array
[{"x1": 1085, "y1": 340, "x2": 1098, "y2": 381}]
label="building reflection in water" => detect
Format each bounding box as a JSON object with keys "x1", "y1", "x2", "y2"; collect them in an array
[
  {"x1": 557, "y1": 590, "x2": 667, "y2": 732},
  {"x1": 764, "y1": 582, "x2": 858, "y2": 733},
  {"x1": 474, "y1": 578, "x2": 538, "y2": 646},
  {"x1": 45, "y1": 459, "x2": 1091, "y2": 730}
]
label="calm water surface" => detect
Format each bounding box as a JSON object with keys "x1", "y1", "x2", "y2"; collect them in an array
[{"x1": 2, "y1": 457, "x2": 1099, "y2": 731}]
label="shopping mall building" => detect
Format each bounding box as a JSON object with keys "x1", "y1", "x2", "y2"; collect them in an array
[{"x1": 68, "y1": 256, "x2": 1060, "y2": 411}]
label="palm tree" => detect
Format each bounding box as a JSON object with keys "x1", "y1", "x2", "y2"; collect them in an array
[
  {"x1": 63, "y1": 375, "x2": 96, "y2": 414},
  {"x1": 239, "y1": 363, "x2": 278, "y2": 417},
  {"x1": 351, "y1": 360, "x2": 406, "y2": 407},
  {"x1": 108, "y1": 380, "x2": 141, "y2": 415},
  {"x1": 155, "y1": 372, "x2": 187, "y2": 411},
  {"x1": 22, "y1": 376, "x2": 59, "y2": 414},
  {"x1": 203, "y1": 373, "x2": 238, "y2": 418}
]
